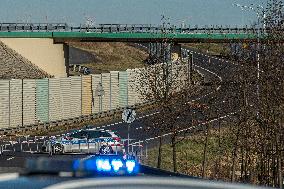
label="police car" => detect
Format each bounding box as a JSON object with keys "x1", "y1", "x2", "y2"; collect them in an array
[{"x1": 41, "y1": 129, "x2": 125, "y2": 155}]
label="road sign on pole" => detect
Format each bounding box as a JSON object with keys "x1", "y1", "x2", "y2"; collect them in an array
[
  {"x1": 122, "y1": 108, "x2": 136, "y2": 124},
  {"x1": 122, "y1": 108, "x2": 136, "y2": 153}
]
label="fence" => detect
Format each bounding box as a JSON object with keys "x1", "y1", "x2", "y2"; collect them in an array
[
  {"x1": 0, "y1": 135, "x2": 130, "y2": 156},
  {"x1": 0, "y1": 69, "x2": 144, "y2": 129}
]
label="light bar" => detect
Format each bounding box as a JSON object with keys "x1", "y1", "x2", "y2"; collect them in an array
[
  {"x1": 96, "y1": 159, "x2": 111, "y2": 172},
  {"x1": 126, "y1": 160, "x2": 136, "y2": 173},
  {"x1": 111, "y1": 159, "x2": 123, "y2": 172},
  {"x1": 72, "y1": 155, "x2": 139, "y2": 175}
]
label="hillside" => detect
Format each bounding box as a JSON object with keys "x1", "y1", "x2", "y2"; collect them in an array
[{"x1": 68, "y1": 42, "x2": 148, "y2": 74}]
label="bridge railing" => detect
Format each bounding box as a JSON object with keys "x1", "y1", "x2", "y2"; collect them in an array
[{"x1": 0, "y1": 23, "x2": 263, "y2": 34}]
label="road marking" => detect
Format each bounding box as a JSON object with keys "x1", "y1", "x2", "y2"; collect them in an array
[
  {"x1": 77, "y1": 48, "x2": 226, "y2": 137},
  {"x1": 131, "y1": 110, "x2": 240, "y2": 146},
  {"x1": 85, "y1": 56, "x2": 223, "y2": 132},
  {"x1": 6, "y1": 157, "x2": 15, "y2": 161},
  {"x1": 129, "y1": 48, "x2": 235, "y2": 146}
]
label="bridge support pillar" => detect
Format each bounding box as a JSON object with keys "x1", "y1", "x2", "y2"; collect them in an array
[
  {"x1": 171, "y1": 43, "x2": 181, "y2": 62},
  {"x1": 148, "y1": 42, "x2": 181, "y2": 62},
  {"x1": 0, "y1": 38, "x2": 68, "y2": 77},
  {"x1": 63, "y1": 43, "x2": 70, "y2": 77}
]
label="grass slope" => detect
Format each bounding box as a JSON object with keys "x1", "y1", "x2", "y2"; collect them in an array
[
  {"x1": 146, "y1": 127, "x2": 234, "y2": 179},
  {"x1": 69, "y1": 42, "x2": 148, "y2": 73},
  {"x1": 182, "y1": 43, "x2": 230, "y2": 56}
]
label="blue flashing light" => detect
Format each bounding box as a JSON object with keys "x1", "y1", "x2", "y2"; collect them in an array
[
  {"x1": 111, "y1": 159, "x2": 123, "y2": 172},
  {"x1": 72, "y1": 156, "x2": 139, "y2": 175},
  {"x1": 72, "y1": 159, "x2": 80, "y2": 171},
  {"x1": 85, "y1": 159, "x2": 97, "y2": 171},
  {"x1": 96, "y1": 159, "x2": 111, "y2": 172},
  {"x1": 126, "y1": 160, "x2": 136, "y2": 173}
]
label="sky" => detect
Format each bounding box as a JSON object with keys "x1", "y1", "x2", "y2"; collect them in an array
[{"x1": 0, "y1": 0, "x2": 266, "y2": 27}]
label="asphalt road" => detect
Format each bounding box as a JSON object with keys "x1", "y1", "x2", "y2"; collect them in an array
[{"x1": 0, "y1": 48, "x2": 240, "y2": 173}]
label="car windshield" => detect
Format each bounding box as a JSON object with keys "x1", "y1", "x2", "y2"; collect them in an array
[
  {"x1": 69, "y1": 131, "x2": 87, "y2": 138},
  {"x1": 87, "y1": 131, "x2": 112, "y2": 138}
]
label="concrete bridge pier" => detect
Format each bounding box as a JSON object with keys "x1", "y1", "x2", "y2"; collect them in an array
[
  {"x1": 0, "y1": 38, "x2": 69, "y2": 78},
  {"x1": 148, "y1": 42, "x2": 181, "y2": 62}
]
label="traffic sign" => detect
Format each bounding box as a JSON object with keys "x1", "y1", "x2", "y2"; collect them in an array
[{"x1": 122, "y1": 109, "x2": 136, "y2": 123}]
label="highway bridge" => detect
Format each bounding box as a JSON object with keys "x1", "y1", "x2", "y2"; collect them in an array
[
  {"x1": 0, "y1": 23, "x2": 263, "y2": 43},
  {"x1": 0, "y1": 23, "x2": 265, "y2": 77}
]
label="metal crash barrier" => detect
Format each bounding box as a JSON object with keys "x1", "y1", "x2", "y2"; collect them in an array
[{"x1": 0, "y1": 135, "x2": 129, "y2": 156}]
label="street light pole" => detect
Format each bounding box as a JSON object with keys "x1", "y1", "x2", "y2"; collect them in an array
[
  {"x1": 233, "y1": 3, "x2": 266, "y2": 118},
  {"x1": 127, "y1": 123, "x2": 130, "y2": 154}
]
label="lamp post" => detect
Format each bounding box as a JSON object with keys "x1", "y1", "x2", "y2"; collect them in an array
[{"x1": 233, "y1": 3, "x2": 266, "y2": 118}]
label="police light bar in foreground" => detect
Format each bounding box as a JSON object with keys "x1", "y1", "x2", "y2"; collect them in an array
[{"x1": 73, "y1": 155, "x2": 139, "y2": 175}]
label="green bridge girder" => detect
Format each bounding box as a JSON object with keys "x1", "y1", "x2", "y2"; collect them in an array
[{"x1": 0, "y1": 31, "x2": 260, "y2": 43}]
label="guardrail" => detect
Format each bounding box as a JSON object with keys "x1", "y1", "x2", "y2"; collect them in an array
[
  {"x1": 0, "y1": 101, "x2": 154, "y2": 135},
  {"x1": 0, "y1": 135, "x2": 130, "y2": 156},
  {"x1": 0, "y1": 22, "x2": 265, "y2": 34}
]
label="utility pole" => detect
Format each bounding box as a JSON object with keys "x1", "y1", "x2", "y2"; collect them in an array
[
  {"x1": 233, "y1": 3, "x2": 266, "y2": 118},
  {"x1": 188, "y1": 52, "x2": 193, "y2": 85}
]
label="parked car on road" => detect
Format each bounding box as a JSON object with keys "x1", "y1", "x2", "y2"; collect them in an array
[{"x1": 41, "y1": 129, "x2": 124, "y2": 155}]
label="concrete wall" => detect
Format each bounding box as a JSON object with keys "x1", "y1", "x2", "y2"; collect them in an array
[
  {"x1": 171, "y1": 43, "x2": 182, "y2": 62},
  {"x1": 0, "y1": 38, "x2": 67, "y2": 77}
]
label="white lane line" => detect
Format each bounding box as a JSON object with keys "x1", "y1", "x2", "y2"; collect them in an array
[
  {"x1": 6, "y1": 157, "x2": 15, "y2": 161},
  {"x1": 129, "y1": 49, "x2": 235, "y2": 146},
  {"x1": 88, "y1": 62, "x2": 222, "y2": 130},
  {"x1": 87, "y1": 48, "x2": 225, "y2": 132},
  {"x1": 131, "y1": 110, "x2": 240, "y2": 145},
  {"x1": 194, "y1": 64, "x2": 222, "y2": 81}
]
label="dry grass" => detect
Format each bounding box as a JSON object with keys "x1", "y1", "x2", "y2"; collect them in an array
[
  {"x1": 182, "y1": 43, "x2": 230, "y2": 56},
  {"x1": 69, "y1": 42, "x2": 148, "y2": 73},
  {"x1": 145, "y1": 127, "x2": 234, "y2": 179}
]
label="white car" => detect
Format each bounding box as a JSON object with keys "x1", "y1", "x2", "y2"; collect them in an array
[{"x1": 41, "y1": 129, "x2": 125, "y2": 155}]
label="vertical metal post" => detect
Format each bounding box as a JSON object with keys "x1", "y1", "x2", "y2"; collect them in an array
[
  {"x1": 146, "y1": 141, "x2": 148, "y2": 159},
  {"x1": 36, "y1": 137, "x2": 39, "y2": 152},
  {"x1": 20, "y1": 138, "x2": 22, "y2": 152},
  {"x1": 109, "y1": 72, "x2": 112, "y2": 110},
  {"x1": 87, "y1": 138, "x2": 90, "y2": 154},
  {"x1": 22, "y1": 79, "x2": 24, "y2": 127},
  {"x1": 140, "y1": 141, "x2": 143, "y2": 162},
  {"x1": 188, "y1": 52, "x2": 193, "y2": 85},
  {"x1": 127, "y1": 123, "x2": 130, "y2": 154},
  {"x1": 8, "y1": 80, "x2": 10, "y2": 128},
  {"x1": 100, "y1": 74, "x2": 103, "y2": 112},
  {"x1": 49, "y1": 139, "x2": 52, "y2": 156},
  {"x1": 27, "y1": 137, "x2": 31, "y2": 152},
  {"x1": 256, "y1": 16, "x2": 260, "y2": 119}
]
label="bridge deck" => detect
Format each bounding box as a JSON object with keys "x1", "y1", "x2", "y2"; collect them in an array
[
  {"x1": 0, "y1": 31, "x2": 258, "y2": 43},
  {"x1": 0, "y1": 23, "x2": 265, "y2": 42}
]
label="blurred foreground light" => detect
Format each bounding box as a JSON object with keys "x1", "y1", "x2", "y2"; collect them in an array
[
  {"x1": 96, "y1": 159, "x2": 111, "y2": 172},
  {"x1": 111, "y1": 159, "x2": 123, "y2": 172},
  {"x1": 72, "y1": 155, "x2": 139, "y2": 175},
  {"x1": 126, "y1": 160, "x2": 136, "y2": 173}
]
